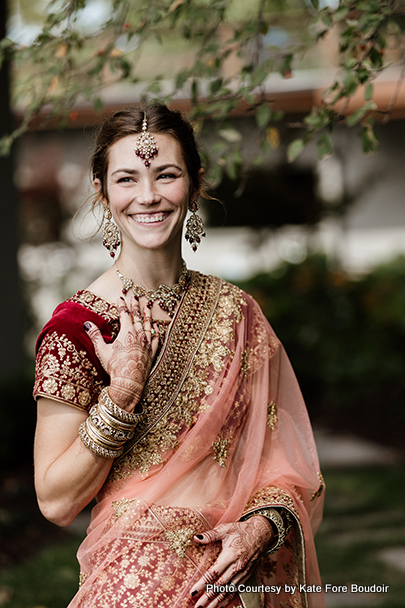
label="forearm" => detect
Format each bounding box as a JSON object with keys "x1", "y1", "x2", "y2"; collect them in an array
[{"x1": 35, "y1": 430, "x2": 113, "y2": 527}]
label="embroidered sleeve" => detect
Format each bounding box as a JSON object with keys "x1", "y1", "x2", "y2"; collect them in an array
[
  {"x1": 33, "y1": 301, "x2": 110, "y2": 412},
  {"x1": 33, "y1": 330, "x2": 105, "y2": 411},
  {"x1": 242, "y1": 485, "x2": 299, "y2": 518}
]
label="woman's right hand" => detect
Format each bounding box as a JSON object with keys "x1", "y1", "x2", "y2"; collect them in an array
[{"x1": 84, "y1": 296, "x2": 159, "y2": 411}]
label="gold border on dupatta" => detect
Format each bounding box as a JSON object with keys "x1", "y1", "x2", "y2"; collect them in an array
[{"x1": 116, "y1": 271, "x2": 223, "y2": 460}]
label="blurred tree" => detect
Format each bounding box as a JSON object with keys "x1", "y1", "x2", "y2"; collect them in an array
[
  {"x1": 0, "y1": 0, "x2": 25, "y2": 382},
  {"x1": 1, "y1": 0, "x2": 405, "y2": 182}
]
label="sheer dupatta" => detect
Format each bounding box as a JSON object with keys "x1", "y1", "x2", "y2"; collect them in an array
[{"x1": 67, "y1": 274, "x2": 325, "y2": 608}]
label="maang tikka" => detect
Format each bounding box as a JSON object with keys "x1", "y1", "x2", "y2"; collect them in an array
[
  {"x1": 185, "y1": 199, "x2": 205, "y2": 252},
  {"x1": 135, "y1": 114, "x2": 158, "y2": 167},
  {"x1": 102, "y1": 207, "x2": 121, "y2": 258}
]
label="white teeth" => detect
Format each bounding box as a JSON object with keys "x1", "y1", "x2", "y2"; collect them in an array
[{"x1": 133, "y1": 213, "x2": 169, "y2": 224}]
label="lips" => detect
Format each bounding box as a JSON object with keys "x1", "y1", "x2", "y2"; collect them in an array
[{"x1": 131, "y1": 212, "x2": 170, "y2": 224}]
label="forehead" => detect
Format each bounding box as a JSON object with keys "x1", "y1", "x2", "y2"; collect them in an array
[{"x1": 107, "y1": 133, "x2": 185, "y2": 171}]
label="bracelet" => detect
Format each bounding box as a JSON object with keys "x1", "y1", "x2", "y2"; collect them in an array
[
  {"x1": 99, "y1": 387, "x2": 143, "y2": 425},
  {"x1": 242, "y1": 508, "x2": 287, "y2": 555},
  {"x1": 78, "y1": 387, "x2": 141, "y2": 459},
  {"x1": 78, "y1": 422, "x2": 124, "y2": 459},
  {"x1": 89, "y1": 405, "x2": 135, "y2": 443}
]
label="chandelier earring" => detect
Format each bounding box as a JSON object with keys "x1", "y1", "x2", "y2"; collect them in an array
[
  {"x1": 185, "y1": 199, "x2": 205, "y2": 252},
  {"x1": 102, "y1": 207, "x2": 121, "y2": 258}
]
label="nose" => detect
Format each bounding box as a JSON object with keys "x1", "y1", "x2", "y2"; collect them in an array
[{"x1": 136, "y1": 176, "x2": 160, "y2": 206}]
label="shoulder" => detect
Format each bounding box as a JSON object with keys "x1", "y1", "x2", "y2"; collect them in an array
[
  {"x1": 33, "y1": 291, "x2": 112, "y2": 411},
  {"x1": 36, "y1": 290, "x2": 118, "y2": 353}
]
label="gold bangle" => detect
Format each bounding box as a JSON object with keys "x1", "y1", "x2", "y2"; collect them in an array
[
  {"x1": 85, "y1": 417, "x2": 124, "y2": 449},
  {"x1": 89, "y1": 405, "x2": 134, "y2": 442},
  {"x1": 99, "y1": 387, "x2": 142, "y2": 425},
  {"x1": 78, "y1": 422, "x2": 124, "y2": 459},
  {"x1": 97, "y1": 401, "x2": 136, "y2": 432}
]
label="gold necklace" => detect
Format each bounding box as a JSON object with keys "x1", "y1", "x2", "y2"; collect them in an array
[{"x1": 114, "y1": 261, "x2": 190, "y2": 318}]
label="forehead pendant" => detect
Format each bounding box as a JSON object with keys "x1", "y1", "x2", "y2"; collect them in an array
[{"x1": 134, "y1": 114, "x2": 159, "y2": 167}]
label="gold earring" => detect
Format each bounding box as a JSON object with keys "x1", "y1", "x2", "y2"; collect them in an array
[
  {"x1": 102, "y1": 208, "x2": 121, "y2": 258},
  {"x1": 185, "y1": 199, "x2": 205, "y2": 252}
]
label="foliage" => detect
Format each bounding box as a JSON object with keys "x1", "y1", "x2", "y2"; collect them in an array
[
  {"x1": 1, "y1": 1, "x2": 405, "y2": 182},
  {"x1": 238, "y1": 254, "x2": 405, "y2": 442}
]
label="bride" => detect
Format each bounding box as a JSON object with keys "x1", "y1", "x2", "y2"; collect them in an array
[{"x1": 33, "y1": 103, "x2": 325, "y2": 608}]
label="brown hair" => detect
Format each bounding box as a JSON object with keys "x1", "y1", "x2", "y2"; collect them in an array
[{"x1": 91, "y1": 104, "x2": 204, "y2": 206}]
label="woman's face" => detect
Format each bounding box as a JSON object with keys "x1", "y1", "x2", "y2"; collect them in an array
[{"x1": 97, "y1": 133, "x2": 198, "y2": 255}]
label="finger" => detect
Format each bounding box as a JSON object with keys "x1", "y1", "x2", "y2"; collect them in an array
[
  {"x1": 116, "y1": 297, "x2": 134, "y2": 325},
  {"x1": 198, "y1": 566, "x2": 251, "y2": 608},
  {"x1": 143, "y1": 304, "x2": 153, "y2": 341},
  {"x1": 130, "y1": 296, "x2": 144, "y2": 331},
  {"x1": 194, "y1": 524, "x2": 231, "y2": 545},
  {"x1": 83, "y1": 321, "x2": 105, "y2": 347},
  {"x1": 83, "y1": 321, "x2": 109, "y2": 367},
  {"x1": 151, "y1": 322, "x2": 160, "y2": 358}
]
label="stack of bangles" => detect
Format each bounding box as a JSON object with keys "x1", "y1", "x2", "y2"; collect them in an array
[
  {"x1": 78, "y1": 387, "x2": 142, "y2": 458},
  {"x1": 241, "y1": 508, "x2": 293, "y2": 554}
]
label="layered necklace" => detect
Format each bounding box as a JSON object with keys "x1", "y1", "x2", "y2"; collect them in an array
[{"x1": 114, "y1": 261, "x2": 190, "y2": 318}]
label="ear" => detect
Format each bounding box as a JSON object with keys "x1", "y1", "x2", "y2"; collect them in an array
[
  {"x1": 192, "y1": 168, "x2": 205, "y2": 200},
  {"x1": 94, "y1": 178, "x2": 107, "y2": 204}
]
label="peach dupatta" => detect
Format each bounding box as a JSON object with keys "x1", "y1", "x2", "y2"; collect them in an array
[{"x1": 68, "y1": 273, "x2": 325, "y2": 608}]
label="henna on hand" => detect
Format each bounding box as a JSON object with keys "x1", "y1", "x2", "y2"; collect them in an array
[
  {"x1": 84, "y1": 297, "x2": 159, "y2": 412},
  {"x1": 191, "y1": 517, "x2": 273, "y2": 608},
  {"x1": 108, "y1": 331, "x2": 153, "y2": 408}
]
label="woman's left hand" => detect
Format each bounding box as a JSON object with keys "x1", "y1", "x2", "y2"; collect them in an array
[{"x1": 191, "y1": 516, "x2": 274, "y2": 608}]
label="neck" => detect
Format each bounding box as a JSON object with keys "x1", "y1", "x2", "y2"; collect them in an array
[{"x1": 115, "y1": 245, "x2": 184, "y2": 290}]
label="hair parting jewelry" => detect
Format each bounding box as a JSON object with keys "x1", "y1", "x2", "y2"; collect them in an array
[
  {"x1": 102, "y1": 207, "x2": 121, "y2": 258},
  {"x1": 185, "y1": 199, "x2": 205, "y2": 252},
  {"x1": 134, "y1": 113, "x2": 159, "y2": 167},
  {"x1": 78, "y1": 387, "x2": 141, "y2": 459},
  {"x1": 114, "y1": 260, "x2": 190, "y2": 318}
]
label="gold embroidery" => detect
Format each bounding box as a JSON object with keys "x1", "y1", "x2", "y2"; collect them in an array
[
  {"x1": 311, "y1": 472, "x2": 325, "y2": 501},
  {"x1": 77, "y1": 504, "x2": 218, "y2": 608},
  {"x1": 267, "y1": 401, "x2": 278, "y2": 430},
  {"x1": 164, "y1": 527, "x2": 196, "y2": 558},
  {"x1": 243, "y1": 486, "x2": 300, "y2": 521},
  {"x1": 241, "y1": 349, "x2": 249, "y2": 378},
  {"x1": 107, "y1": 276, "x2": 247, "y2": 481},
  {"x1": 78, "y1": 571, "x2": 88, "y2": 587},
  {"x1": 112, "y1": 497, "x2": 137, "y2": 518},
  {"x1": 213, "y1": 438, "x2": 230, "y2": 468},
  {"x1": 34, "y1": 331, "x2": 104, "y2": 411},
  {"x1": 293, "y1": 486, "x2": 304, "y2": 502},
  {"x1": 69, "y1": 290, "x2": 119, "y2": 323}
]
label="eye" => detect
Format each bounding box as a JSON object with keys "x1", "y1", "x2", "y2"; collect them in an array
[
  {"x1": 117, "y1": 176, "x2": 133, "y2": 183},
  {"x1": 158, "y1": 172, "x2": 177, "y2": 180}
]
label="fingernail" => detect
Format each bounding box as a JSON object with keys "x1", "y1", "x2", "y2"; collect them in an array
[
  {"x1": 191, "y1": 590, "x2": 198, "y2": 596},
  {"x1": 83, "y1": 322, "x2": 91, "y2": 331},
  {"x1": 196, "y1": 534, "x2": 204, "y2": 540}
]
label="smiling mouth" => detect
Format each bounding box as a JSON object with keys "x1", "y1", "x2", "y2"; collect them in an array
[{"x1": 132, "y1": 212, "x2": 170, "y2": 224}]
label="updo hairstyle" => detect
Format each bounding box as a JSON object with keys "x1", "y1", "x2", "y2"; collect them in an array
[{"x1": 91, "y1": 104, "x2": 204, "y2": 206}]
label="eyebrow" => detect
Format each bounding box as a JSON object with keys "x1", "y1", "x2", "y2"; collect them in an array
[{"x1": 111, "y1": 163, "x2": 183, "y2": 176}]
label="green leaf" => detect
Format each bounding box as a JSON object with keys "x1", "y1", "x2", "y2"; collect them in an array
[
  {"x1": 316, "y1": 133, "x2": 333, "y2": 159},
  {"x1": 287, "y1": 139, "x2": 304, "y2": 163},
  {"x1": 255, "y1": 105, "x2": 272, "y2": 129},
  {"x1": 359, "y1": 123, "x2": 379, "y2": 155},
  {"x1": 343, "y1": 71, "x2": 358, "y2": 97},
  {"x1": 309, "y1": 0, "x2": 319, "y2": 9},
  {"x1": 364, "y1": 82, "x2": 374, "y2": 101},
  {"x1": 218, "y1": 128, "x2": 242, "y2": 143},
  {"x1": 369, "y1": 47, "x2": 383, "y2": 69},
  {"x1": 334, "y1": 7, "x2": 349, "y2": 22},
  {"x1": 93, "y1": 97, "x2": 104, "y2": 112},
  {"x1": 346, "y1": 101, "x2": 376, "y2": 127}
]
